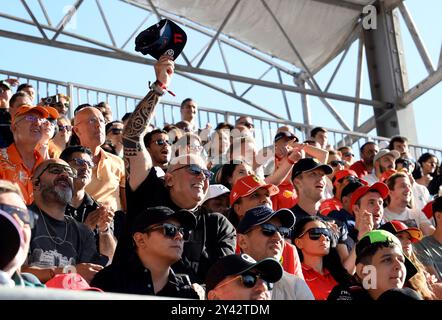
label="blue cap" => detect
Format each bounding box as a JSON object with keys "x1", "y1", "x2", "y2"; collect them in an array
[{"x1": 237, "y1": 205, "x2": 295, "y2": 234}]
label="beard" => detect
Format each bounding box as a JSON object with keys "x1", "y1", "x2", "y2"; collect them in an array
[{"x1": 41, "y1": 183, "x2": 73, "y2": 205}]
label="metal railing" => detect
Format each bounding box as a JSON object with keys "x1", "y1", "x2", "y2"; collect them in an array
[{"x1": 2, "y1": 69, "x2": 441, "y2": 161}]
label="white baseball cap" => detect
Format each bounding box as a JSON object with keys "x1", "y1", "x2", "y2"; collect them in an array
[{"x1": 204, "y1": 184, "x2": 230, "y2": 202}]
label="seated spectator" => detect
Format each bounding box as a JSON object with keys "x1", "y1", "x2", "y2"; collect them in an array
[
  {"x1": 215, "y1": 161, "x2": 254, "y2": 190},
  {"x1": 325, "y1": 150, "x2": 345, "y2": 198},
  {"x1": 235, "y1": 116, "x2": 254, "y2": 132},
  {"x1": 172, "y1": 132, "x2": 203, "y2": 157},
  {"x1": 202, "y1": 184, "x2": 230, "y2": 216},
  {"x1": 74, "y1": 107, "x2": 126, "y2": 213},
  {"x1": 175, "y1": 120, "x2": 192, "y2": 133},
  {"x1": 363, "y1": 149, "x2": 400, "y2": 185},
  {"x1": 91, "y1": 206, "x2": 200, "y2": 299},
  {"x1": 163, "y1": 124, "x2": 183, "y2": 144},
  {"x1": 384, "y1": 172, "x2": 435, "y2": 235},
  {"x1": 60, "y1": 146, "x2": 116, "y2": 261},
  {"x1": 9, "y1": 91, "x2": 33, "y2": 118},
  {"x1": 205, "y1": 122, "x2": 233, "y2": 167},
  {"x1": 95, "y1": 102, "x2": 113, "y2": 124},
  {"x1": 414, "y1": 196, "x2": 442, "y2": 281},
  {"x1": 328, "y1": 230, "x2": 419, "y2": 300},
  {"x1": 380, "y1": 220, "x2": 440, "y2": 299},
  {"x1": 41, "y1": 94, "x2": 70, "y2": 117},
  {"x1": 205, "y1": 253, "x2": 282, "y2": 300},
  {"x1": 16, "y1": 83, "x2": 36, "y2": 103},
  {"x1": 48, "y1": 116, "x2": 72, "y2": 159},
  {"x1": 292, "y1": 216, "x2": 352, "y2": 300},
  {"x1": 349, "y1": 141, "x2": 379, "y2": 178},
  {"x1": 0, "y1": 80, "x2": 13, "y2": 148},
  {"x1": 23, "y1": 159, "x2": 108, "y2": 284},
  {"x1": 104, "y1": 120, "x2": 124, "y2": 158},
  {"x1": 388, "y1": 135, "x2": 413, "y2": 160},
  {"x1": 237, "y1": 206, "x2": 314, "y2": 300},
  {"x1": 36, "y1": 106, "x2": 59, "y2": 160},
  {"x1": 338, "y1": 146, "x2": 355, "y2": 168},
  {"x1": 143, "y1": 129, "x2": 171, "y2": 171},
  {"x1": 0, "y1": 180, "x2": 43, "y2": 288},
  {"x1": 0, "y1": 105, "x2": 48, "y2": 204}
]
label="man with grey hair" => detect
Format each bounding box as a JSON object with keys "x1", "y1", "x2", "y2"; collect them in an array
[
  {"x1": 114, "y1": 56, "x2": 236, "y2": 283},
  {"x1": 22, "y1": 159, "x2": 108, "y2": 284}
]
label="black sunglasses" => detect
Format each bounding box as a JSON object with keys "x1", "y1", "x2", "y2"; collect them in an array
[
  {"x1": 169, "y1": 164, "x2": 213, "y2": 180},
  {"x1": 58, "y1": 125, "x2": 72, "y2": 132},
  {"x1": 110, "y1": 128, "x2": 123, "y2": 135},
  {"x1": 153, "y1": 139, "x2": 171, "y2": 146},
  {"x1": 0, "y1": 204, "x2": 38, "y2": 229},
  {"x1": 239, "y1": 273, "x2": 273, "y2": 290},
  {"x1": 69, "y1": 158, "x2": 94, "y2": 169},
  {"x1": 298, "y1": 227, "x2": 331, "y2": 241},
  {"x1": 343, "y1": 152, "x2": 355, "y2": 157},
  {"x1": 144, "y1": 223, "x2": 191, "y2": 241},
  {"x1": 250, "y1": 223, "x2": 291, "y2": 238},
  {"x1": 329, "y1": 160, "x2": 345, "y2": 167}
]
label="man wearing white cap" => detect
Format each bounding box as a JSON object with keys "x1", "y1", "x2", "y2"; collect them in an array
[
  {"x1": 202, "y1": 184, "x2": 230, "y2": 216},
  {"x1": 363, "y1": 149, "x2": 400, "y2": 185}
]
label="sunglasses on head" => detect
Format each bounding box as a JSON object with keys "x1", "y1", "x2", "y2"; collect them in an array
[
  {"x1": 69, "y1": 158, "x2": 94, "y2": 169},
  {"x1": 298, "y1": 227, "x2": 331, "y2": 241},
  {"x1": 169, "y1": 164, "x2": 213, "y2": 180},
  {"x1": 144, "y1": 223, "x2": 191, "y2": 241},
  {"x1": 329, "y1": 160, "x2": 345, "y2": 167},
  {"x1": 36, "y1": 163, "x2": 77, "y2": 180},
  {"x1": 153, "y1": 139, "x2": 171, "y2": 146},
  {"x1": 343, "y1": 152, "x2": 354, "y2": 157},
  {"x1": 0, "y1": 204, "x2": 38, "y2": 229},
  {"x1": 249, "y1": 223, "x2": 291, "y2": 238},
  {"x1": 216, "y1": 272, "x2": 273, "y2": 290}
]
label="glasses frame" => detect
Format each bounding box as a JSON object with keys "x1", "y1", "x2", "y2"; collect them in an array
[
  {"x1": 0, "y1": 203, "x2": 38, "y2": 229},
  {"x1": 168, "y1": 164, "x2": 213, "y2": 180},
  {"x1": 214, "y1": 272, "x2": 273, "y2": 291},
  {"x1": 297, "y1": 227, "x2": 331, "y2": 241},
  {"x1": 69, "y1": 158, "x2": 94, "y2": 169},
  {"x1": 144, "y1": 223, "x2": 191, "y2": 241},
  {"x1": 247, "y1": 223, "x2": 291, "y2": 238},
  {"x1": 35, "y1": 163, "x2": 77, "y2": 181},
  {"x1": 153, "y1": 139, "x2": 172, "y2": 146}
]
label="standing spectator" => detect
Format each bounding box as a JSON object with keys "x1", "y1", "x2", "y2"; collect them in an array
[
  {"x1": 48, "y1": 117, "x2": 72, "y2": 159},
  {"x1": 60, "y1": 146, "x2": 116, "y2": 262},
  {"x1": 104, "y1": 120, "x2": 124, "y2": 158},
  {"x1": 0, "y1": 80, "x2": 12, "y2": 110},
  {"x1": 95, "y1": 102, "x2": 113, "y2": 124},
  {"x1": 215, "y1": 161, "x2": 254, "y2": 190},
  {"x1": 91, "y1": 206, "x2": 200, "y2": 299},
  {"x1": 205, "y1": 254, "x2": 283, "y2": 300},
  {"x1": 41, "y1": 94, "x2": 70, "y2": 117},
  {"x1": 202, "y1": 184, "x2": 230, "y2": 216},
  {"x1": 237, "y1": 206, "x2": 314, "y2": 300},
  {"x1": 117, "y1": 56, "x2": 236, "y2": 283},
  {"x1": 36, "y1": 106, "x2": 59, "y2": 160},
  {"x1": 180, "y1": 98, "x2": 197, "y2": 132},
  {"x1": 23, "y1": 159, "x2": 108, "y2": 283},
  {"x1": 173, "y1": 132, "x2": 203, "y2": 157},
  {"x1": 415, "y1": 153, "x2": 439, "y2": 189},
  {"x1": 363, "y1": 149, "x2": 400, "y2": 185},
  {"x1": 338, "y1": 146, "x2": 355, "y2": 168},
  {"x1": 388, "y1": 136, "x2": 412, "y2": 159},
  {"x1": 414, "y1": 196, "x2": 442, "y2": 281},
  {"x1": 0, "y1": 106, "x2": 48, "y2": 204},
  {"x1": 143, "y1": 129, "x2": 171, "y2": 171},
  {"x1": 205, "y1": 122, "x2": 233, "y2": 167},
  {"x1": 0, "y1": 180, "x2": 43, "y2": 287},
  {"x1": 350, "y1": 141, "x2": 379, "y2": 178},
  {"x1": 0, "y1": 81, "x2": 13, "y2": 148},
  {"x1": 384, "y1": 172, "x2": 435, "y2": 235},
  {"x1": 16, "y1": 83, "x2": 36, "y2": 103},
  {"x1": 235, "y1": 116, "x2": 255, "y2": 132},
  {"x1": 73, "y1": 107, "x2": 126, "y2": 213},
  {"x1": 9, "y1": 92, "x2": 33, "y2": 118},
  {"x1": 310, "y1": 127, "x2": 329, "y2": 150}
]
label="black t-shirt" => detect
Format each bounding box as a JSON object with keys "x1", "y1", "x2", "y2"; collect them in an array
[
  {"x1": 28, "y1": 205, "x2": 108, "y2": 268},
  {"x1": 91, "y1": 253, "x2": 199, "y2": 299},
  {"x1": 291, "y1": 204, "x2": 349, "y2": 248},
  {"x1": 114, "y1": 167, "x2": 237, "y2": 283}
]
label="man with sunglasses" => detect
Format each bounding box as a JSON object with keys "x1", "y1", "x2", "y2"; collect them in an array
[
  {"x1": 22, "y1": 159, "x2": 108, "y2": 284},
  {"x1": 104, "y1": 120, "x2": 124, "y2": 158},
  {"x1": 74, "y1": 107, "x2": 126, "y2": 213},
  {"x1": 61, "y1": 146, "x2": 117, "y2": 262},
  {"x1": 116, "y1": 57, "x2": 236, "y2": 283},
  {"x1": 236, "y1": 206, "x2": 314, "y2": 300},
  {"x1": 0, "y1": 105, "x2": 49, "y2": 205},
  {"x1": 235, "y1": 116, "x2": 255, "y2": 131},
  {"x1": 338, "y1": 146, "x2": 355, "y2": 168},
  {"x1": 143, "y1": 129, "x2": 171, "y2": 171},
  {"x1": 91, "y1": 206, "x2": 200, "y2": 298},
  {"x1": 206, "y1": 253, "x2": 283, "y2": 300},
  {"x1": 363, "y1": 149, "x2": 400, "y2": 185},
  {"x1": 0, "y1": 179, "x2": 43, "y2": 288}
]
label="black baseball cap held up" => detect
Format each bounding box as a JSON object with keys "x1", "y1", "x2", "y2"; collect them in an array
[{"x1": 135, "y1": 19, "x2": 187, "y2": 60}]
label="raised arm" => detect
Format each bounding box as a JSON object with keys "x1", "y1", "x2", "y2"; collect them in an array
[{"x1": 123, "y1": 56, "x2": 175, "y2": 191}]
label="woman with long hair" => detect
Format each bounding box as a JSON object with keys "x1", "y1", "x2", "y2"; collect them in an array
[
  {"x1": 415, "y1": 153, "x2": 439, "y2": 189},
  {"x1": 292, "y1": 216, "x2": 352, "y2": 300}
]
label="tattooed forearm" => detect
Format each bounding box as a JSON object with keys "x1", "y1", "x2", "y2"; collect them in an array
[{"x1": 123, "y1": 89, "x2": 160, "y2": 176}]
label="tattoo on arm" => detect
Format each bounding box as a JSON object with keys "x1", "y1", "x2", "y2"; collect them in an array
[{"x1": 122, "y1": 90, "x2": 160, "y2": 178}]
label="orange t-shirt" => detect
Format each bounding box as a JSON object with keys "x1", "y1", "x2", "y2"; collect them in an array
[
  {"x1": 0, "y1": 144, "x2": 44, "y2": 205},
  {"x1": 302, "y1": 263, "x2": 338, "y2": 300},
  {"x1": 271, "y1": 181, "x2": 298, "y2": 210}
]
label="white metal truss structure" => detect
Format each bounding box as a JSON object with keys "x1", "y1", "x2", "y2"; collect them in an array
[{"x1": 0, "y1": 0, "x2": 440, "y2": 142}]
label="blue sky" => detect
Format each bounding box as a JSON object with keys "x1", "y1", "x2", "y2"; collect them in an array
[{"x1": 0, "y1": 0, "x2": 440, "y2": 150}]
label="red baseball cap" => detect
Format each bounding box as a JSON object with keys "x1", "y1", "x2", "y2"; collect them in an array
[
  {"x1": 379, "y1": 220, "x2": 423, "y2": 243},
  {"x1": 332, "y1": 169, "x2": 358, "y2": 187},
  {"x1": 350, "y1": 182, "x2": 389, "y2": 210},
  {"x1": 230, "y1": 175, "x2": 279, "y2": 206},
  {"x1": 422, "y1": 200, "x2": 434, "y2": 219},
  {"x1": 379, "y1": 169, "x2": 397, "y2": 183},
  {"x1": 45, "y1": 273, "x2": 103, "y2": 292}
]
